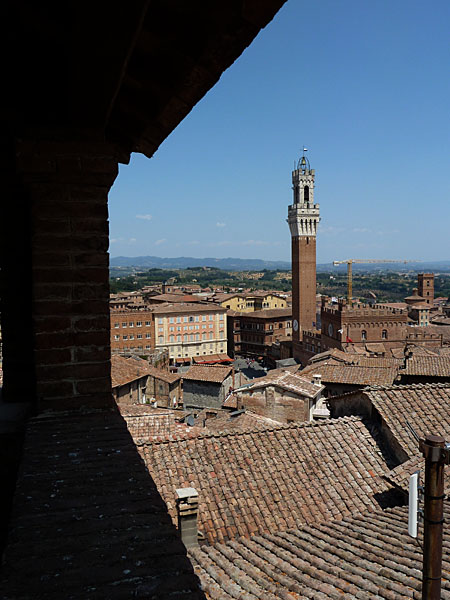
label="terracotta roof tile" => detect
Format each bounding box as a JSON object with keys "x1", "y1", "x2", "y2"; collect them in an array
[
  {"x1": 182, "y1": 365, "x2": 233, "y2": 383},
  {"x1": 189, "y1": 503, "x2": 450, "y2": 599},
  {"x1": 111, "y1": 355, "x2": 150, "y2": 388},
  {"x1": 403, "y1": 355, "x2": 450, "y2": 376},
  {"x1": 139, "y1": 416, "x2": 398, "y2": 544},
  {"x1": 358, "y1": 382, "x2": 450, "y2": 458},
  {"x1": 194, "y1": 409, "x2": 281, "y2": 433},
  {"x1": 300, "y1": 363, "x2": 398, "y2": 386},
  {"x1": 238, "y1": 370, "x2": 323, "y2": 398},
  {"x1": 0, "y1": 410, "x2": 202, "y2": 598}
]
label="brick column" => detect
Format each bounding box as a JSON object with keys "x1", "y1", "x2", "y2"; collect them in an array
[{"x1": 7, "y1": 139, "x2": 119, "y2": 411}]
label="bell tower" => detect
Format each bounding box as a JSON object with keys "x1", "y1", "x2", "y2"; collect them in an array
[{"x1": 287, "y1": 150, "x2": 320, "y2": 342}]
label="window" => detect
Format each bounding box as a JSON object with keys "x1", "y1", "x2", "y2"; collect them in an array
[
  {"x1": 195, "y1": 325, "x2": 199, "y2": 330},
  {"x1": 169, "y1": 317, "x2": 174, "y2": 324},
  {"x1": 114, "y1": 335, "x2": 119, "y2": 340},
  {"x1": 177, "y1": 326, "x2": 181, "y2": 331},
  {"x1": 202, "y1": 315, "x2": 206, "y2": 321},
  {"x1": 136, "y1": 321, "x2": 142, "y2": 327},
  {"x1": 123, "y1": 335, "x2": 128, "y2": 340},
  {"x1": 177, "y1": 335, "x2": 181, "y2": 342},
  {"x1": 137, "y1": 334, "x2": 142, "y2": 339},
  {"x1": 114, "y1": 323, "x2": 119, "y2": 328},
  {"x1": 145, "y1": 345, "x2": 150, "y2": 349},
  {"x1": 209, "y1": 315, "x2": 213, "y2": 321},
  {"x1": 177, "y1": 316, "x2": 181, "y2": 323},
  {"x1": 158, "y1": 336, "x2": 164, "y2": 344},
  {"x1": 189, "y1": 325, "x2": 194, "y2": 331},
  {"x1": 195, "y1": 316, "x2": 199, "y2": 322},
  {"x1": 361, "y1": 330, "x2": 367, "y2": 340},
  {"x1": 184, "y1": 316, "x2": 188, "y2": 323},
  {"x1": 219, "y1": 314, "x2": 224, "y2": 321},
  {"x1": 129, "y1": 322, "x2": 134, "y2": 327},
  {"x1": 122, "y1": 322, "x2": 127, "y2": 328},
  {"x1": 169, "y1": 326, "x2": 174, "y2": 332},
  {"x1": 189, "y1": 334, "x2": 194, "y2": 342},
  {"x1": 145, "y1": 321, "x2": 151, "y2": 326},
  {"x1": 129, "y1": 334, "x2": 134, "y2": 340},
  {"x1": 170, "y1": 335, "x2": 174, "y2": 342},
  {"x1": 184, "y1": 334, "x2": 188, "y2": 342},
  {"x1": 146, "y1": 333, "x2": 151, "y2": 339},
  {"x1": 382, "y1": 329, "x2": 387, "y2": 339},
  {"x1": 189, "y1": 316, "x2": 194, "y2": 322},
  {"x1": 202, "y1": 333, "x2": 206, "y2": 340}
]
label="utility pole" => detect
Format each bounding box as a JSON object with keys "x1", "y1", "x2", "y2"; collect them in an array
[{"x1": 419, "y1": 434, "x2": 448, "y2": 599}]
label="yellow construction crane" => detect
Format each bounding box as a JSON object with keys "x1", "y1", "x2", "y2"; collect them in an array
[{"x1": 332, "y1": 259, "x2": 415, "y2": 302}]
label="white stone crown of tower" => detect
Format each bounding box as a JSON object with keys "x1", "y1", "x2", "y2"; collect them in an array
[{"x1": 287, "y1": 155, "x2": 320, "y2": 237}]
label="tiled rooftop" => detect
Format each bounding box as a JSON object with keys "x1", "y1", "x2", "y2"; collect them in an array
[
  {"x1": 150, "y1": 302, "x2": 223, "y2": 314},
  {"x1": 403, "y1": 355, "x2": 450, "y2": 377},
  {"x1": 238, "y1": 369, "x2": 323, "y2": 398},
  {"x1": 194, "y1": 408, "x2": 281, "y2": 433},
  {"x1": 111, "y1": 355, "x2": 151, "y2": 388},
  {"x1": 359, "y1": 383, "x2": 450, "y2": 457},
  {"x1": 0, "y1": 410, "x2": 204, "y2": 599},
  {"x1": 182, "y1": 365, "x2": 233, "y2": 383},
  {"x1": 300, "y1": 363, "x2": 399, "y2": 386},
  {"x1": 189, "y1": 503, "x2": 450, "y2": 599},
  {"x1": 138, "y1": 416, "x2": 399, "y2": 544},
  {"x1": 124, "y1": 412, "x2": 204, "y2": 443}
]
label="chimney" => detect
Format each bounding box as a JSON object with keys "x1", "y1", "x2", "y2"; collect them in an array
[
  {"x1": 312, "y1": 373, "x2": 322, "y2": 386},
  {"x1": 175, "y1": 487, "x2": 199, "y2": 548}
]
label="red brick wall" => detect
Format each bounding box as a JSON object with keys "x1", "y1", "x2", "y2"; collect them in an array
[
  {"x1": 238, "y1": 385, "x2": 308, "y2": 423},
  {"x1": 292, "y1": 236, "x2": 316, "y2": 341},
  {"x1": 418, "y1": 273, "x2": 434, "y2": 305},
  {"x1": 111, "y1": 310, "x2": 155, "y2": 352},
  {"x1": 9, "y1": 139, "x2": 119, "y2": 411}
]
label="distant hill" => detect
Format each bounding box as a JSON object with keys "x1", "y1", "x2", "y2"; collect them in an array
[
  {"x1": 110, "y1": 255, "x2": 291, "y2": 270},
  {"x1": 110, "y1": 255, "x2": 450, "y2": 273}
]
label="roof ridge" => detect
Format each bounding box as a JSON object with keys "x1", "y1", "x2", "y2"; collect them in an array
[{"x1": 136, "y1": 414, "x2": 362, "y2": 446}]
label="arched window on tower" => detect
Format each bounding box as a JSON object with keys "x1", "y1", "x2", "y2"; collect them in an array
[
  {"x1": 382, "y1": 329, "x2": 388, "y2": 339},
  {"x1": 304, "y1": 185, "x2": 310, "y2": 203},
  {"x1": 361, "y1": 330, "x2": 367, "y2": 341}
]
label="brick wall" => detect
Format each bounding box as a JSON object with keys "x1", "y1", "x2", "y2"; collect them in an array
[
  {"x1": 111, "y1": 309, "x2": 155, "y2": 352},
  {"x1": 292, "y1": 236, "x2": 317, "y2": 341},
  {"x1": 238, "y1": 385, "x2": 308, "y2": 423},
  {"x1": 6, "y1": 139, "x2": 119, "y2": 410}
]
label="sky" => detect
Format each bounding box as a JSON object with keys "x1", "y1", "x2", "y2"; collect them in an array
[{"x1": 109, "y1": 0, "x2": 450, "y2": 264}]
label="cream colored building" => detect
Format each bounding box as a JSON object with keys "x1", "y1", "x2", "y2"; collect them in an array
[
  {"x1": 217, "y1": 292, "x2": 287, "y2": 313},
  {"x1": 152, "y1": 303, "x2": 227, "y2": 364}
]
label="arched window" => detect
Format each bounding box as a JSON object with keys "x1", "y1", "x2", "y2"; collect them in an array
[
  {"x1": 382, "y1": 329, "x2": 388, "y2": 339},
  {"x1": 361, "y1": 330, "x2": 367, "y2": 341},
  {"x1": 304, "y1": 185, "x2": 310, "y2": 203}
]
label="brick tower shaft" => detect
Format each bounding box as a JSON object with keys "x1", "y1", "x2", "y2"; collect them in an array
[{"x1": 291, "y1": 236, "x2": 317, "y2": 341}]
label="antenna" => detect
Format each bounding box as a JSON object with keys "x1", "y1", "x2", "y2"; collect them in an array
[
  {"x1": 406, "y1": 419, "x2": 420, "y2": 442},
  {"x1": 408, "y1": 470, "x2": 421, "y2": 538}
]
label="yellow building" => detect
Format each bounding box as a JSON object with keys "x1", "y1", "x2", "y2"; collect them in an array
[{"x1": 217, "y1": 292, "x2": 287, "y2": 313}]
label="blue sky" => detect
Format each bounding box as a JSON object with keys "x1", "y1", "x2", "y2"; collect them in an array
[{"x1": 109, "y1": 0, "x2": 450, "y2": 264}]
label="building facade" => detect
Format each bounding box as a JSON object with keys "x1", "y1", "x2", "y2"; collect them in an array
[
  {"x1": 417, "y1": 273, "x2": 434, "y2": 305},
  {"x1": 217, "y1": 292, "x2": 287, "y2": 312},
  {"x1": 320, "y1": 299, "x2": 409, "y2": 350},
  {"x1": 227, "y1": 308, "x2": 292, "y2": 358},
  {"x1": 151, "y1": 303, "x2": 227, "y2": 364},
  {"x1": 287, "y1": 152, "x2": 320, "y2": 344}
]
